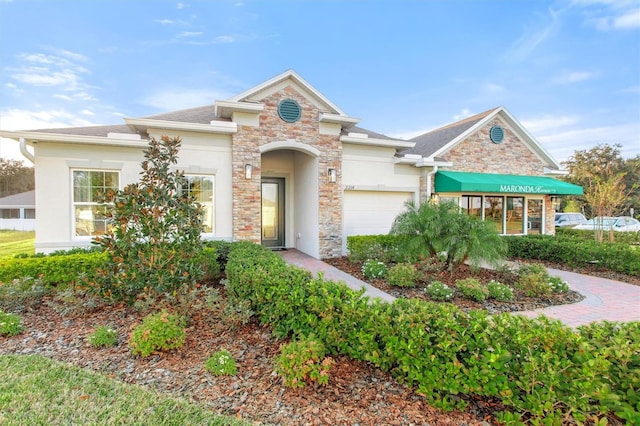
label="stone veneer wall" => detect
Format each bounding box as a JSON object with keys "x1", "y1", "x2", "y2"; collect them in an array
[
  {"x1": 230, "y1": 86, "x2": 343, "y2": 258},
  {"x1": 442, "y1": 118, "x2": 545, "y2": 175}
]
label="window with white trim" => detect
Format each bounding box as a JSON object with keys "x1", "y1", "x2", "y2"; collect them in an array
[
  {"x1": 181, "y1": 175, "x2": 215, "y2": 234},
  {"x1": 73, "y1": 170, "x2": 119, "y2": 237}
]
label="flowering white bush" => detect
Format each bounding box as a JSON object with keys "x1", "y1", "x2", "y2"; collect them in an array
[{"x1": 361, "y1": 259, "x2": 388, "y2": 279}]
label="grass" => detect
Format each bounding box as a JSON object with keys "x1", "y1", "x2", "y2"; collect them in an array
[
  {"x1": 0, "y1": 354, "x2": 249, "y2": 426},
  {"x1": 0, "y1": 231, "x2": 34, "y2": 259}
]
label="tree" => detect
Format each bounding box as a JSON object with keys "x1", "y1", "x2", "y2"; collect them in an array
[
  {"x1": 390, "y1": 200, "x2": 506, "y2": 272},
  {"x1": 563, "y1": 144, "x2": 634, "y2": 242},
  {"x1": 93, "y1": 136, "x2": 204, "y2": 303},
  {"x1": 0, "y1": 159, "x2": 34, "y2": 197}
]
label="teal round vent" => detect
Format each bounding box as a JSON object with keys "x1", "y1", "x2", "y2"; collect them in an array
[
  {"x1": 278, "y1": 99, "x2": 301, "y2": 123},
  {"x1": 490, "y1": 125, "x2": 504, "y2": 144}
]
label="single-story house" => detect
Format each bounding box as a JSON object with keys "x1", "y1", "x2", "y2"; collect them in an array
[
  {"x1": 0, "y1": 70, "x2": 582, "y2": 258},
  {"x1": 0, "y1": 190, "x2": 36, "y2": 231}
]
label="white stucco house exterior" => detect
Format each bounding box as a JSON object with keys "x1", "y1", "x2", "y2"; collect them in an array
[{"x1": 0, "y1": 70, "x2": 582, "y2": 258}]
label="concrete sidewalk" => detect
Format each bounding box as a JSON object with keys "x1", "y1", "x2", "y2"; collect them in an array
[
  {"x1": 278, "y1": 249, "x2": 395, "y2": 302},
  {"x1": 279, "y1": 249, "x2": 640, "y2": 327}
]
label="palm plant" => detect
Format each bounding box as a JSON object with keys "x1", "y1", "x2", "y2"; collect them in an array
[{"x1": 390, "y1": 200, "x2": 506, "y2": 272}]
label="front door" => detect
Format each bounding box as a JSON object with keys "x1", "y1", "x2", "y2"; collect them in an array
[
  {"x1": 261, "y1": 178, "x2": 285, "y2": 248},
  {"x1": 527, "y1": 199, "x2": 543, "y2": 235}
]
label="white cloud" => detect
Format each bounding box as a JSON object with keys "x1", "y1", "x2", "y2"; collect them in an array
[
  {"x1": 520, "y1": 114, "x2": 582, "y2": 133},
  {"x1": 176, "y1": 31, "x2": 203, "y2": 38},
  {"x1": 81, "y1": 109, "x2": 95, "y2": 116},
  {"x1": 552, "y1": 71, "x2": 596, "y2": 84},
  {"x1": 140, "y1": 88, "x2": 231, "y2": 111},
  {"x1": 155, "y1": 19, "x2": 175, "y2": 25},
  {"x1": 504, "y1": 7, "x2": 561, "y2": 63},
  {"x1": 453, "y1": 109, "x2": 474, "y2": 120},
  {"x1": 176, "y1": 2, "x2": 186, "y2": 9},
  {"x1": 0, "y1": 108, "x2": 96, "y2": 163},
  {"x1": 484, "y1": 83, "x2": 506, "y2": 93},
  {"x1": 614, "y1": 8, "x2": 640, "y2": 28},
  {"x1": 534, "y1": 121, "x2": 640, "y2": 162}
]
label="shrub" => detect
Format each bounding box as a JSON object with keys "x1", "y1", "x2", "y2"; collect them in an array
[
  {"x1": 387, "y1": 262, "x2": 419, "y2": 287},
  {"x1": 0, "y1": 252, "x2": 107, "y2": 287},
  {"x1": 224, "y1": 241, "x2": 640, "y2": 423},
  {"x1": 346, "y1": 235, "x2": 403, "y2": 263},
  {"x1": 425, "y1": 281, "x2": 455, "y2": 301},
  {"x1": 487, "y1": 280, "x2": 514, "y2": 301},
  {"x1": 390, "y1": 200, "x2": 506, "y2": 271},
  {"x1": 456, "y1": 278, "x2": 489, "y2": 302},
  {"x1": 93, "y1": 136, "x2": 204, "y2": 303},
  {"x1": 87, "y1": 325, "x2": 117, "y2": 348},
  {"x1": 129, "y1": 310, "x2": 186, "y2": 357},
  {"x1": 505, "y1": 234, "x2": 640, "y2": 277},
  {"x1": 0, "y1": 276, "x2": 48, "y2": 313},
  {"x1": 0, "y1": 310, "x2": 23, "y2": 336},
  {"x1": 517, "y1": 272, "x2": 552, "y2": 297},
  {"x1": 548, "y1": 276, "x2": 570, "y2": 293},
  {"x1": 205, "y1": 349, "x2": 237, "y2": 376},
  {"x1": 361, "y1": 259, "x2": 388, "y2": 279},
  {"x1": 276, "y1": 337, "x2": 333, "y2": 388}
]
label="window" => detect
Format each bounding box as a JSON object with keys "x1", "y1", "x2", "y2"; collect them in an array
[
  {"x1": 0, "y1": 209, "x2": 20, "y2": 219},
  {"x1": 73, "y1": 170, "x2": 119, "y2": 237},
  {"x1": 25, "y1": 209, "x2": 36, "y2": 219},
  {"x1": 506, "y1": 197, "x2": 525, "y2": 235},
  {"x1": 461, "y1": 195, "x2": 482, "y2": 218},
  {"x1": 484, "y1": 196, "x2": 503, "y2": 233},
  {"x1": 181, "y1": 175, "x2": 215, "y2": 233}
]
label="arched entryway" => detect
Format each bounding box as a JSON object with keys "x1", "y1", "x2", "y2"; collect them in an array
[{"x1": 260, "y1": 141, "x2": 320, "y2": 258}]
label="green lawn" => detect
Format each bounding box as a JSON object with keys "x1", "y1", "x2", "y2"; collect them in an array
[
  {"x1": 0, "y1": 231, "x2": 34, "y2": 259},
  {"x1": 0, "y1": 354, "x2": 248, "y2": 426}
]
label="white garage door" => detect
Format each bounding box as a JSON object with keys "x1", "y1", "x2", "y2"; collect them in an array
[{"x1": 343, "y1": 190, "x2": 413, "y2": 237}]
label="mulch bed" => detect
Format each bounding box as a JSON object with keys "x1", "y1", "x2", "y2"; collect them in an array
[
  {"x1": 1, "y1": 292, "x2": 493, "y2": 425},
  {"x1": 324, "y1": 257, "x2": 586, "y2": 313},
  {"x1": 3, "y1": 258, "x2": 637, "y2": 425}
]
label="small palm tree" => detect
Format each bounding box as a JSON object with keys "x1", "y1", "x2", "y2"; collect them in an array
[{"x1": 390, "y1": 200, "x2": 506, "y2": 272}]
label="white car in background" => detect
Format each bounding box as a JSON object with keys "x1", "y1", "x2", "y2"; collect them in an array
[{"x1": 573, "y1": 216, "x2": 640, "y2": 232}]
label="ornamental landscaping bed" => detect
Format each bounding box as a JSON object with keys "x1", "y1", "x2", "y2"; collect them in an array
[
  {"x1": 0, "y1": 288, "x2": 493, "y2": 426},
  {"x1": 324, "y1": 257, "x2": 585, "y2": 314}
]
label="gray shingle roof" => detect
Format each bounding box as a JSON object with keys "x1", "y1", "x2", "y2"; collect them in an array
[
  {"x1": 342, "y1": 125, "x2": 397, "y2": 140},
  {"x1": 0, "y1": 190, "x2": 35, "y2": 206},
  {"x1": 143, "y1": 105, "x2": 231, "y2": 125},
  {"x1": 25, "y1": 124, "x2": 145, "y2": 138},
  {"x1": 400, "y1": 107, "x2": 499, "y2": 158}
]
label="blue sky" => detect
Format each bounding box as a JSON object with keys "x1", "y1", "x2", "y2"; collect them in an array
[{"x1": 0, "y1": 0, "x2": 638, "y2": 165}]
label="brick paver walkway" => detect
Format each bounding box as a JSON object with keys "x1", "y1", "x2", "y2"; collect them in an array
[
  {"x1": 279, "y1": 250, "x2": 640, "y2": 327},
  {"x1": 517, "y1": 268, "x2": 640, "y2": 327}
]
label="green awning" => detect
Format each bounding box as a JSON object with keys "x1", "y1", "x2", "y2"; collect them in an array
[{"x1": 435, "y1": 171, "x2": 583, "y2": 195}]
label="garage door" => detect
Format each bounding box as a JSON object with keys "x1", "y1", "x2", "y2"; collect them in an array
[{"x1": 343, "y1": 190, "x2": 413, "y2": 237}]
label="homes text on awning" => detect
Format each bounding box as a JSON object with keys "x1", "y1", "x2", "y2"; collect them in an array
[{"x1": 435, "y1": 171, "x2": 583, "y2": 195}]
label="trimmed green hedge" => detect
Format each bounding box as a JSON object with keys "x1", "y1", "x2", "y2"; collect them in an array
[
  {"x1": 0, "y1": 246, "x2": 221, "y2": 287},
  {"x1": 225, "y1": 242, "x2": 640, "y2": 424},
  {"x1": 504, "y1": 235, "x2": 640, "y2": 276},
  {"x1": 557, "y1": 227, "x2": 640, "y2": 245},
  {"x1": 346, "y1": 234, "x2": 403, "y2": 263},
  {"x1": 0, "y1": 252, "x2": 108, "y2": 287}
]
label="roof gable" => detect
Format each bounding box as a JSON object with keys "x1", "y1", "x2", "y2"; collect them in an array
[
  {"x1": 227, "y1": 70, "x2": 347, "y2": 116},
  {"x1": 405, "y1": 106, "x2": 560, "y2": 169}
]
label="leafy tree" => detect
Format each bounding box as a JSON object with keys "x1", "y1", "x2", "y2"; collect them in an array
[
  {"x1": 0, "y1": 159, "x2": 34, "y2": 197},
  {"x1": 390, "y1": 200, "x2": 506, "y2": 272},
  {"x1": 92, "y1": 136, "x2": 204, "y2": 303},
  {"x1": 563, "y1": 144, "x2": 635, "y2": 242}
]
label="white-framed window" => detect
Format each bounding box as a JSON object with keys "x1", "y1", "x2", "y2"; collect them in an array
[
  {"x1": 181, "y1": 175, "x2": 215, "y2": 234},
  {"x1": 72, "y1": 170, "x2": 119, "y2": 237}
]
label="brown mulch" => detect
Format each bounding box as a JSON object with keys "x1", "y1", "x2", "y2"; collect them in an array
[
  {"x1": 4, "y1": 258, "x2": 636, "y2": 425},
  {"x1": 1, "y1": 291, "x2": 494, "y2": 426},
  {"x1": 324, "y1": 257, "x2": 586, "y2": 314}
]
